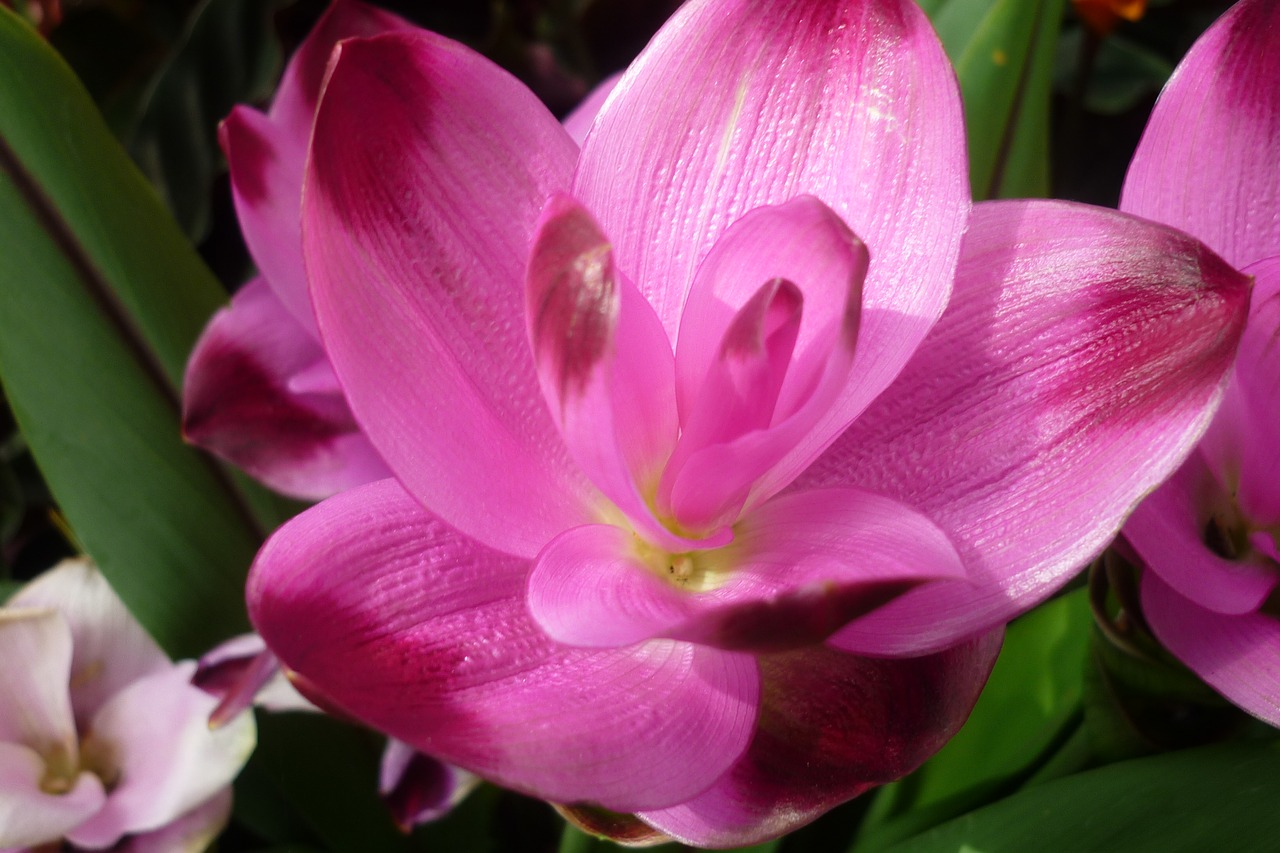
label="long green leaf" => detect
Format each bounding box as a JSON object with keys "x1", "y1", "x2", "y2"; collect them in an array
[
  {"x1": 853, "y1": 589, "x2": 1091, "y2": 850},
  {"x1": 921, "y1": 0, "x2": 1066, "y2": 199},
  {"x1": 880, "y1": 740, "x2": 1280, "y2": 853},
  {"x1": 0, "y1": 6, "x2": 263, "y2": 656}
]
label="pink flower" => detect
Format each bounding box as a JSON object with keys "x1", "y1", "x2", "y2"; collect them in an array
[
  {"x1": 182, "y1": 0, "x2": 615, "y2": 501},
  {"x1": 1120, "y1": 0, "x2": 1280, "y2": 727},
  {"x1": 0, "y1": 559, "x2": 254, "y2": 851},
  {"x1": 181, "y1": 0, "x2": 413, "y2": 500},
  {"x1": 248, "y1": 0, "x2": 1249, "y2": 844},
  {"x1": 195, "y1": 633, "x2": 479, "y2": 831}
]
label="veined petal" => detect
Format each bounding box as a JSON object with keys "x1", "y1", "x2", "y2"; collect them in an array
[
  {"x1": 303, "y1": 31, "x2": 595, "y2": 556},
  {"x1": 1199, "y1": 256, "x2": 1280, "y2": 526},
  {"x1": 1125, "y1": 454, "x2": 1277, "y2": 615},
  {"x1": 0, "y1": 609, "x2": 78, "y2": 762},
  {"x1": 637, "y1": 634, "x2": 1001, "y2": 847},
  {"x1": 800, "y1": 201, "x2": 1250, "y2": 655},
  {"x1": 575, "y1": 0, "x2": 968, "y2": 410},
  {"x1": 221, "y1": 0, "x2": 414, "y2": 334},
  {"x1": 8, "y1": 558, "x2": 167, "y2": 730},
  {"x1": 527, "y1": 489, "x2": 965, "y2": 652},
  {"x1": 248, "y1": 479, "x2": 759, "y2": 812},
  {"x1": 525, "y1": 195, "x2": 680, "y2": 544},
  {"x1": 182, "y1": 278, "x2": 390, "y2": 500},
  {"x1": 1120, "y1": 0, "x2": 1280, "y2": 269},
  {"x1": 65, "y1": 664, "x2": 255, "y2": 850},
  {"x1": 0, "y1": 742, "x2": 105, "y2": 850},
  {"x1": 1142, "y1": 572, "x2": 1280, "y2": 727}
]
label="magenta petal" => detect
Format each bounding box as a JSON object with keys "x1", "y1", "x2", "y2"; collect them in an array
[
  {"x1": 575, "y1": 0, "x2": 968, "y2": 403},
  {"x1": 182, "y1": 278, "x2": 390, "y2": 500},
  {"x1": 248, "y1": 479, "x2": 759, "y2": 811},
  {"x1": 1121, "y1": 0, "x2": 1280, "y2": 269},
  {"x1": 1142, "y1": 572, "x2": 1280, "y2": 727},
  {"x1": 222, "y1": 0, "x2": 414, "y2": 334},
  {"x1": 1124, "y1": 454, "x2": 1276, "y2": 615},
  {"x1": 379, "y1": 740, "x2": 478, "y2": 830},
  {"x1": 561, "y1": 73, "x2": 621, "y2": 146},
  {"x1": 637, "y1": 634, "x2": 1001, "y2": 847},
  {"x1": 303, "y1": 31, "x2": 596, "y2": 555},
  {"x1": 1198, "y1": 257, "x2": 1280, "y2": 526},
  {"x1": 525, "y1": 195, "x2": 679, "y2": 542},
  {"x1": 660, "y1": 198, "x2": 869, "y2": 529},
  {"x1": 528, "y1": 489, "x2": 966, "y2": 652},
  {"x1": 801, "y1": 200, "x2": 1251, "y2": 655}
]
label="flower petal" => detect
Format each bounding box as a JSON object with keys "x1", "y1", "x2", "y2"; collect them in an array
[
  {"x1": 0, "y1": 608, "x2": 78, "y2": 779},
  {"x1": 561, "y1": 73, "x2": 621, "y2": 146},
  {"x1": 221, "y1": 0, "x2": 414, "y2": 334},
  {"x1": 575, "y1": 0, "x2": 968, "y2": 409},
  {"x1": 528, "y1": 489, "x2": 965, "y2": 652},
  {"x1": 302, "y1": 31, "x2": 594, "y2": 555},
  {"x1": 64, "y1": 664, "x2": 255, "y2": 849},
  {"x1": 10, "y1": 560, "x2": 170, "y2": 729},
  {"x1": 525, "y1": 194, "x2": 680, "y2": 545},
  {"x1": 182, "y1": 278, "x2": 390, "y2": 500},
  {"x1": 637, "y1": 633, "x2": 1001, "y2": 847},
  {"x1": 1198, "y1": 256, "x2": 1280, "y2": 526},
  {"x1": 1124, "y1": 453, "x2": 1277, "y2": 615},
  {"x1": 115, "y1": 788, "x2": 232, "y2": 853},
  {"x1": 1142, "y1": 571, "x2": 1280, "y2": 727},
  {"x1": 0, "y1": 742, "x2": 105, "y2": 850},
  {"x1": 248, "y1": 479, "x2": 759, "y2": 812},
  {"x1": 660, "y1": 198, "x2": 868, "y2": 530},
  {"x1": 800, "y1": 200, "x2": 1251, "y2": 654},
  {"x1": 1120, "y1": 0, "x2": 1280, "y2": 269},
  {"x1": 379, "y1": 739, "x2": 478, "y2": 830}
]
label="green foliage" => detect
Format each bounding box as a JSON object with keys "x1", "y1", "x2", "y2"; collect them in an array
[
  {"x1": 853, "y1": 588, "x2": 1092, "y2": 850},
  {"x1": 879, "y1": 740, "x2": 1280, "y2": 853},
  {"x1": 0, "y1": 6, "x2": 270, "y2": 656},
  {"x1": 920, "y1": 0, "x2": 1067, "y2": 199}
]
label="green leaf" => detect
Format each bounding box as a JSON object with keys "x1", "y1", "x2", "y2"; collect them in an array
[
  {"x1": 853, "y1": 589, "x2": 1091, "y2": 850},
  {"x1": 252, "y1": 713, "x2": 416, "y2": 852},
  {"x1": 0, "y1": 6, "x2": 268, "y2": 657},
  {"x1": 921, "y1": 0, "x2": 1067, "y2": 199},
  {"x1": 122, "y1": 0, "x2": 285, "y2": 241},
  {"x1": 878, "y1": 739, "x2": 1280, "y2": 853}
]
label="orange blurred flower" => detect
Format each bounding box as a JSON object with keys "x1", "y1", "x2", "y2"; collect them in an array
[{"x1": 1074, "y1": 0, "x2": 1147, "y2": 37}]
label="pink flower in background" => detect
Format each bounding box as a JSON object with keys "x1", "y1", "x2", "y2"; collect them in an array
[
  {"x1": 181, "y1": 0, "x2": 411, "y2": 500},
  {"x1": 195, "y1": 633, "x2": 478, "y2": 831},
  {"x1": 248, "y1": 0, "x2": 1248, "y2": 844},
  {"x1": 0, "y1": 559, "x2": 253, "y2": 852},
  {"x1": 183, "y1": 0, "x2": 616, "y2": 501},
  {"x1": 1120, "y1": 0, "x2": 1280, "y2": 726}
]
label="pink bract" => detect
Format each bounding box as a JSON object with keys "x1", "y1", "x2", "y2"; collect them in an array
[
  {"x1": 181, "y1": 0, "x2": 412, "y2": 500},
  {"x1": 248, "y1": 0, "x2": 1250, "y2": 844},
  {"x1": 1120, "y1": 0, "x2": 1280, "y2": 727}
]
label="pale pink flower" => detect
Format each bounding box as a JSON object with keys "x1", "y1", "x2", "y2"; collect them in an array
[
  {"x1": 248, "y1": 0, "x2": 1248, "y2": 844},
  {"x1": 1120, "y1": 0, "x2": 1280, "y2": 727},
  {"x1": 0, "y1": 559, "x2": 253, "y2": 851}
]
